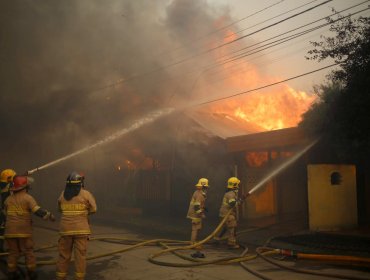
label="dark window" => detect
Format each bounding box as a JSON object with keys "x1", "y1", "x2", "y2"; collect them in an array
[{"x1": 330, "y1": 172, "x2": 342, "y2": 185}]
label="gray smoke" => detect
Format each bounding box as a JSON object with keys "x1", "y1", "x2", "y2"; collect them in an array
[
  {"x1": 0, "y1": 1, "x2": 238, "y2": 212},
  {"x1": 0, "y1": 0, "x2": 235, "y2": 171}
]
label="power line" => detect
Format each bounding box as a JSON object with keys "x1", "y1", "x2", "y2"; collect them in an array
[
  {"x1": 194, "y1": 63, "x2": 338, "y2": 107},
  {"x1": 203, "y1": 0, "x2": 333, "y2": 53},
  {"x1": 219, "y1": 0, "x2": 370, "y2": 61},
  {"x1": 114, "y1": 3, "x2": 369, "y2": 102},
  {"x1": 108, "y1": 3, "x2": 367, "y2": 105},
  {"x1": 91, "y1": 0, "x2": 334, "y2": 94},
  {"x1": 170, "y1": 4, "x2": 370, "y2": 98},
  {"x1": 205, "y1": 32, "x2": 322, "y2": 86},
  {"x1": 166, "y1": 0, "x2": 322, "y2": 63},
  {"x1": 200, "y1": 3, "x2": 370, "y2": 73},
  {"x1": 156, "y1": 0, "x2": 286, "y2": 58},
  {"x1": 222, "y1": 0, "x2": 319, "y2": 41},
  {"x1": 221, "y1": 0, "x2": 369, "y2": 60}
]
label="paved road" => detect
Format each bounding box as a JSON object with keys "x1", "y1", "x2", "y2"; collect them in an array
[{"x1": 1, "y1": 222, "x2": 369, "y2": 280}]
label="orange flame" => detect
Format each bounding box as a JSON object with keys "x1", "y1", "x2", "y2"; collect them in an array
[
  {"x1": 196, "y1": 27, "x2": 316, "y2": 133},
  {"x1": 231, "y1": 85, "x2": 315, "y2": 130},
  {"x1": 115, "y1": 148, "x2": 158, "y2": 171},
  {"x1": 246, "y1": 152, "x2": 268, "y2": 167},
  {"x1": 246, "y1": 150, "x2": 295, "y2": 168}
]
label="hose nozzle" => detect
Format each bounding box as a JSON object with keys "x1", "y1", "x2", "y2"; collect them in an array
[{"x1": 27, "y1": 168, "x2": 39, "y2": 175}]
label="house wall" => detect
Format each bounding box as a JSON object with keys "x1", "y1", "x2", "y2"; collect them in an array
[
  {"x1": 226, "y1": 127, "x2": 370, "y2": 228},
  {"x1": 307, "y1": 164, "x2": 357, "y2": 230}
]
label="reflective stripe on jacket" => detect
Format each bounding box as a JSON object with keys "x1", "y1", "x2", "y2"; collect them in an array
[
  {"x1": 219, "y1": 190, "x2": 238, "y2": 218},
  {"x1": 4, "y1": 190, "x2": 40, "y2": 238},
  {"x1": 58, "y1": 189, "x2": 97, "y2": 236},
  {"x1": 186, "y1": 190, "x2": 206, "y2": 221}
]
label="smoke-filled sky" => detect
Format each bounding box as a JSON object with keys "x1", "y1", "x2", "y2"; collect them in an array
[
  {"x1": 208, "y1": 0, "x2": 369, "y2": 90},
  {"x1": 0, "y1": 0, "x2": 368, "y2": 172}
]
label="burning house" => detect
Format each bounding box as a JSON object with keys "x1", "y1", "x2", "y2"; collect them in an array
[
  {"x1": 4, "y1": 0, "x2": 369, "y2": 235},
  {"x1": 74, "y1": 86, "x2": 318, "y2": 223},
  {"x1": 80, "y1": 94, "x2": 370, "y2": 231},
  {"x1": 226, "y1": 127, "x2": 370, "y2": 230},
  {"x1": 226, "y1": 127, "x2": 310, "y2": 226}
]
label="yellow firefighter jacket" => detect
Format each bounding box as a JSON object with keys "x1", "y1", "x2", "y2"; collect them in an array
[
  {"x1": 4, "y1": 190, "x2": 41, "y2": 238},
  {"x1": 219, "y1": 190, "x2": 239, "y2": 218},
  {"x1": 187, "y1": 189, "x2": 206, "y2": 222},
  {"x1": 58, "y1": 188, "x2": 97, "y2": 236}
]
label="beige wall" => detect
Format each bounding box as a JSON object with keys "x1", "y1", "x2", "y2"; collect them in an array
[{"x1": 307, "y1": 164, "x2": 357, "y2": 230}]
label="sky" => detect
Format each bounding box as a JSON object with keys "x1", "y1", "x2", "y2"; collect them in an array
[
  {"x1": 208, "y1": 0, "x2": 370, "y2": 91},
  {"x1": 0, "y1": 0, "x2": 369, "y2": 173}
]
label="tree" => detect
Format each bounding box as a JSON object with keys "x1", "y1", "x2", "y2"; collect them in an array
[{"x1": 300, "y1": 14, "x2": 370, "y2": 162}]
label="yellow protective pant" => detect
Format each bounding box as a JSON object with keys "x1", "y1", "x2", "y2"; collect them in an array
[
  {"x1": 226, "y1": 214, "x2": 237, "y2": 246},
  {"x1": 190, "y1": 219, "x2": 203, "y2": 250},
  {"x1": 6, "y1": 237, "x2": 36, "y2": 272},
  {"x1": 191, "y1": 219, "x2": 202, "y2": 242},
  {"x1": 56, "y1": 235, "x2": 89, "y2": 280}
]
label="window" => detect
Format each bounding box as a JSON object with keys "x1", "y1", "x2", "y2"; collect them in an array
[{"x1": 330, "y1": 172, "x2": 342, "y2": 185}]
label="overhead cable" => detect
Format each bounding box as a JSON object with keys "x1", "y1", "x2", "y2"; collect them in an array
[
  {"x1": 90, "y1": 0, "x2": 333, "y2": 93},
  {"x1": 194, "y1": 63, "x2": 339, "y2": 107}
]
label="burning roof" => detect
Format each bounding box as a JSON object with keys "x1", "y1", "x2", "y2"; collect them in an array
[{"x1": 186, "y1": 110, "x2": 264, "y2": 139}]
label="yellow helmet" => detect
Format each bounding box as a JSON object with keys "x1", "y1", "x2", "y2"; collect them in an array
[
  {"x1": 0, "y1": 169, "x2": 16, "y2": 183},
  {"x1": 227, "y1": 177, "x2": 240, "y2": 189},
  {"x1": 195, "y1": 178, "x2": 209, "y2": 188}
]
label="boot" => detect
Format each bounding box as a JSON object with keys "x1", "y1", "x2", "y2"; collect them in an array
[{"x1": 27, "y1": 270, "x2": 38, "y2": 280}]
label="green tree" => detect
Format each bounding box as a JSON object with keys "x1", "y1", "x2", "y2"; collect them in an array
[{"x1": 300, "y1": 14, "x2": 370, "y2": 162}]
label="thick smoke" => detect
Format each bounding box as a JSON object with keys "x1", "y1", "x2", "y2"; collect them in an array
[
  {"x1": 0, "y1": 0, "x2": 232, "y2": 169},
  {"x1": 0, "y1": 0, "x2": 236, "y2": 213}
]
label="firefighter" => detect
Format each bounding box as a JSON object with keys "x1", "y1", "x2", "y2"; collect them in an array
[
  {"x1": 217, "y1": 177, "x2": 241, "y2": 249},
  {"x1": 0, "y1": 169, "x2": 16, "y2": 252},
  {"x1": 186, "y1": 177, "x2": 209, "y2": 258},
  {"x1": 56, "y1": 172, "x2": 97, "y2": 280},
  {"x1": 4, "y1": 175, "x2": 55, "y2": 280}
]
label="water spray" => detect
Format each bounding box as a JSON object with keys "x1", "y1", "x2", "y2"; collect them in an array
[
  {"x1": 245, "y1": 139, "x2": 318, "y2": 197},
  {"x1": 27, "y1": 108, "x2": 174, "y2": 175}
]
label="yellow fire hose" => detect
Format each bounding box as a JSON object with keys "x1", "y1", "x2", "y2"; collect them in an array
[
  {"x1": 146, "y1": 209, "x2": 274, "y2": 267},
  {"x1": 0, "y1": 210, "x2": 239, "y2": 266},
  {"x1": 147, "y1": 209, "x2": 232, "y2": 263},
  {"x1": 1, "y1": 209, "x2": 370, "y2": 280},
  {"x1": 1, "y1": 209, "x2": 260, "y2": 268}
]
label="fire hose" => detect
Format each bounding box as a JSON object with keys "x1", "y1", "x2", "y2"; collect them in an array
[
  {"x1": 256, "y1": 247, "x2": 370, "y2": 280},
  {"x1": 1, "y1": 209, "x2": 370, "y2": 280}
]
